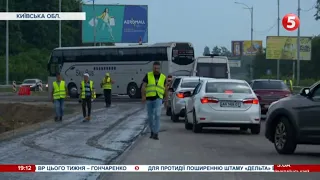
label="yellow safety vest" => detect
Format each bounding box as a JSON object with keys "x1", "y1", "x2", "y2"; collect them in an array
[
  {"x1": 146, "y1": 72, "x2": 166, "y2": 99},
  {"x1": 81, "y1": 80, "x2": 96, "y2": 99},
  {"x1": 102, "y1": 77, "x2": 112, "y2": 89},
  {"x1": 53, "y1": 81, "x2": 66, "y2": 99},
  {"x1": 284, "y1": 79, "x2": 293, "y2": 91}
]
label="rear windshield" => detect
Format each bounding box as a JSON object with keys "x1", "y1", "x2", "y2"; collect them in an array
[
  {"x1": 23, "y1": 80, "x2": 36, "y2": 83},
  {"x1": 252, "y1": 81, "x2": 288, "y2": 90},
  {"x1": 206, "y1": 82, "x2": 252, "y2": 94},
  {"x1": 196, "y1": 63, "x2": 228, "y2": 78},
  {"x1": 180, "y1": 81, "x2": 200, "y2": 88}
]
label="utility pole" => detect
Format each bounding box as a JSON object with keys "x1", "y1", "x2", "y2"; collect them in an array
[
  {"x1": 93, "y1": 0, "x2": 96, "y2": 46},
  {"x1": 276, "y1": 0, "x2": 280, "y2": 79},
  {"x1": 297, "y1": 0, "x2": 301, "y2": 85},
  {"x1": 59, "y1": 0, "x2": 62, "y2": 47},
  {"x1": 250, "y1": 6, "x2": 254, "y2": 80},
  {"x1": 6, "y1": 0, "x2": 9, "y2": 85}
]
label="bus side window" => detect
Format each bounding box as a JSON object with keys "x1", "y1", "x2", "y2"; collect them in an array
[
  {"x1": 119, "y1": 48, "x2": 137, "y2": 61},
  {"x1": 100, "y1": 49, "x2": 118, "y2": 61},
  {"x1": 81, "y1": 49, "x2": 100, "y2": 61},
  {"x1": 155, "y1": 47, "x2": 167, "y2": 61},
  {"x1": 137, "y1": 48, "x2": 149, "y2": 61},
  {"x1": 63, "y1": 49, "x2": 80, "y2": 62}
]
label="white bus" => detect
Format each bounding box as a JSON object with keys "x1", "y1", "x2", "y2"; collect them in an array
[
  {"x1": 193, "y1": 55, "x2": 230, "y2": 79},
  {"x1": 47, "y1": 42, "x2": 195, "y2": 99}
]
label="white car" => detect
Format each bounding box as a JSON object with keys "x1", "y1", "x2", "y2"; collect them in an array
[
  {"x1": 166, "y1": 76, "x2": 191, "y2": 116},
  {"x1": 169, "y1": 76, "x2": 210, "y2": 122},
  {"x1": 183, "y1": 79, "x2": 261, "y2": 134}
]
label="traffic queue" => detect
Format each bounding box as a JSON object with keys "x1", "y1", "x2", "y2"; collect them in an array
[{"x1": 166, "y1": 75, "x2": 320, "y2": 155}]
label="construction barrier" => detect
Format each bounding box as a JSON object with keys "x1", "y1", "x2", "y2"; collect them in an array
[
  {"x1": 12, "y1": 81, "x2": 17, "y2": 92},
  {"x1": 18, "y1": 86, "x2": 31, "y2": 96}
]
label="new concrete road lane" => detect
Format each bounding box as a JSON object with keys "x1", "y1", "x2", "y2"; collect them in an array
[
  {"x1": 103, "y1": 110, "x2": 320, "y2": 180},
  {"x1": 0, "y1": 102, "x2": 147, "y2": 180}
]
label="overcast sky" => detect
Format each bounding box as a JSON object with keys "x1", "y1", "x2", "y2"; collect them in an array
[{"x1": 85, "y1": 0, "x2": 320, "y2": 55}]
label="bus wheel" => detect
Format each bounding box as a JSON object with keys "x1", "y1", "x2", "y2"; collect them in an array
[
  {"x1": 68, "y1": 83, "x2": 78, "y2": 98},
  {"x1": 127, "y1": 83, "x2": 139, "y2": 99}
]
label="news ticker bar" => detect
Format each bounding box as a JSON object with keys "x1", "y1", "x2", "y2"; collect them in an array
[
  {"x1": 0, "y1": 165, "x2": 318, "y2": 172},
  {"x1": 0, "y1": 12, "x2": 85, "y2": 20}
]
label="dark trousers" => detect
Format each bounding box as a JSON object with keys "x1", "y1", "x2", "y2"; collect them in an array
[
  {"x1": 104, "y1": 89, "x2": 111, "y2": 106},
  {"x1": 82, "y1": 96, "x2": 92, "y2": 117}
]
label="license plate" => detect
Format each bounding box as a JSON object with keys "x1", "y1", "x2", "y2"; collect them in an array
[{"x1": 220, "y1": 101, "x2": 241, "y2": 107}]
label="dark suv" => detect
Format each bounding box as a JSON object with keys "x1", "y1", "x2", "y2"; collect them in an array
[
  {"x1": 265, "y1": 81, "x2": 320, "y2": 154},
  {"x1": 250, "y1": 79, "x2": 291, "y2": 114}
]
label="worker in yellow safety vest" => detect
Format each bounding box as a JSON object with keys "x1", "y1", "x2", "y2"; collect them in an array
[
  {"x1": 141, "y1": 61, "x2": 168, "y2": 140},
  {"x1": 101, "y1": 72, "x2": 114, "y2": 107},
  {"x1": 80, "y1": 73, "x2": 96, "y2": 122},
  {"x1": 284, "y1": 78, "x2": 293, "y2": 92},
  {"x1": 51, "y1": 73, "x2": 68, "y2": 122}
]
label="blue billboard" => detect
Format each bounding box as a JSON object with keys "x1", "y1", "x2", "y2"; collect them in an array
[{"x1": 82, "y1": 4, "x2": 148, "y2": 43}]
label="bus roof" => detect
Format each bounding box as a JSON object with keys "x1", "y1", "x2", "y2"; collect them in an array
[{"x1": 53, "y1": 42, "x2": 193, "y2": 51}]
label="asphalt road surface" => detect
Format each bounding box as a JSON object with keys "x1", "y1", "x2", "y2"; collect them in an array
[
  {"x1": 102, "y1": 110, "x2": 320, "y2": 180},
  {"x1": 0, "y1": 93, "x2": 139, "y2": 103},
  {"x1": 0, "y1": 102, "x2": 147, "y2": 180}
]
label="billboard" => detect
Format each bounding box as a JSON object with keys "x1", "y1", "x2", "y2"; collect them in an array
[
  {"x1": 266, "y1": 36, "x2": 312, "y2": 60},
  {"x1": 82, "y1": 4, "x2": 148, "y2": 43},
  {"x1": 231, "y1": 40, "x2": 262, "y2": 56},
  {"x1": 231, "y1": 41, "x2": 243, "y2": 56}
]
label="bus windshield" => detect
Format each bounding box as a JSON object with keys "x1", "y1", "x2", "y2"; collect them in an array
[
  {"x1": 172, "y1": 43, "x2": 194, "y2": 66},
  {"x1": 196, "y1": 63, "x2": 228, "y2": 78}
]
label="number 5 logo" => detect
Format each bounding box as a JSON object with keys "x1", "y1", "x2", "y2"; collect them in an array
[{"x1": 282, "y1": 13, "x2": 300, "y2": 31}]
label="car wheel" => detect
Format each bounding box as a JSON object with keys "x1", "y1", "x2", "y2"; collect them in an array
[
  {"x1": 171, "y1": 113, "x2": 179, "y2": 122},
  {"x1": 184, "y1": 107, "x2": 192, "y2": 130},
  {"x1": 250, "y1": 124, "x2": 260, "y2": 135},
  {"x1": 192, "y1": 110, "x2": 202, "y2": 133},
  {"x1": 274, "y1": 117, "x2": 297, "y2": 154},
  {"x1": 240, "y1": 127, "x2": 248, "y2": 132},
  {"x1": 166, "y1": 107, "x2": 172, "y2": 116}
]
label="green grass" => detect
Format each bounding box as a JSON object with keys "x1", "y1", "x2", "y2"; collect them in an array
[{"x1": 0, "y1": 87, "x2": 49, "y2": 96}]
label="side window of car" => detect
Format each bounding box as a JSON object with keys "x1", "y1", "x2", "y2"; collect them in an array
[
  {"x1": 312, "y1": 85, "x2": 320, "y2": 100},
  {"x1": 192, "y1": 83, "x2": 202, "y2": 96}
]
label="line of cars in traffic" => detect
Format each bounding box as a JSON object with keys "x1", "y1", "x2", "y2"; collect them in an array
[{"x1": 166, "y1": 76, "x2": 320, "y2": 155}]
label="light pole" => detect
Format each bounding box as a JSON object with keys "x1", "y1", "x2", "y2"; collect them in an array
[
  {"x1": 6, "y1": 0, "x2": 9, "y2": 85},
  {"x1": 93, "y1": 0, "x2": 96, "y2": 46},
  {"x1": 297, "y1": 0, "x2": 301, "y2": 85},
  {"x1": 235, "y1": 2, "x2": 254, "y2": 79},
  {"x1": 59, "y1": 0, "x2": 62, "y2": 47},
  {"x1": 277, "y1": 0, "x2": 280, "y2": 79}
]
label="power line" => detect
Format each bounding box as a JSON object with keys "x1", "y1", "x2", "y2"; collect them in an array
[
  {"x1": 301, "y1": 2, "x2": 317, "y2": 12},
  {"x1": 253, "y1": 19, "x2": 277, "y2": 35}
]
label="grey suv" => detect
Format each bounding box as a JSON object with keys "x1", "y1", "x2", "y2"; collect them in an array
[{"x1": 265, "y1": 81, "x2": 320, "y2": 154}]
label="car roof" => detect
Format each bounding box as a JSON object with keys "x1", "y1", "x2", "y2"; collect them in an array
[
  {"x1": 206, "y1": 79, "x2": 247, "y2": 83},
  {"x1": 252, "y1": 79, "x2": 283, "y2": 82}
]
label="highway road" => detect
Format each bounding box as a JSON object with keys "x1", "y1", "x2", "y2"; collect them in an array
[
  {"x1": 0, "y1": 93, "x2": 138, "y2": 103},
  {"x1": 101, "y1": 110, "x2": 320, "y2": 180},
  {"x1": 0, "y1": 102, "x2": 147, "y2": 180}
]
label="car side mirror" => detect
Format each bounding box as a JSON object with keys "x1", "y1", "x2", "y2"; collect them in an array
[
  {"x1": 300, "y1": 87, "x2": 310, "y2": 97},
  {"x1": 183, "y1": 91, "x2": 192, "y2": 97}
]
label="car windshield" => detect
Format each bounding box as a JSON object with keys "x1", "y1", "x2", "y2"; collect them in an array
[
  {"x1": 252, "y1": 81, "x2": 288, "y2": 90},
  {"x1": 23, "y1": 80, "x2": 36, "y2": 84},
  {"x1": 206, "y1": 82, "x2": 252, "y2": 94},
  {"x1": 180, "y1": 81, "x2": 200, "y2": 88}
]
